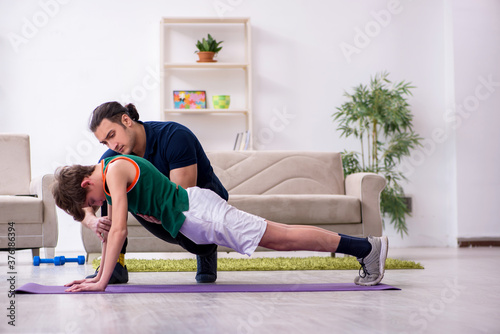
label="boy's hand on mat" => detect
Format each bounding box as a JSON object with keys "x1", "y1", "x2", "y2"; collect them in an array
[
  {"x1": 137, "y1": 214, "x2": 161, "y2": 224},
  {"x1": 64, "y1": 278, "x2": 97, "y2": 287},
  {"x1": 89, "y1": 216, "x2": 112, "y2": 241},
  {"x1": 65, "y1": 281, "x2": 106, "y2": 293}
]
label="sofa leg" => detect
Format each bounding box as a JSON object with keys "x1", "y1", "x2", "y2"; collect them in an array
[
  {"x1": 31, "y1": 248, "x2": 40, "y2": 258},
  {"x1": 44, "y1": 247, "x2": 55, "y2": 259}
]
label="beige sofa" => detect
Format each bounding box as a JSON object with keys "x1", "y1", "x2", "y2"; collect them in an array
[
  {"x1": 81, "y1": 151, "x2": 386, "y2": 260},
  {"x1": 0, "y1": 134, "x2": 58, "y2": 258}
]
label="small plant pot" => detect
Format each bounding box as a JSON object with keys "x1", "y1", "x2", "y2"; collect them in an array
[
  {"x1": 212, "y1": 95, "x2": 230, "y2": 109},
  {"x1": 197, "y1": 51, "x2": 216, "y2": 63}
]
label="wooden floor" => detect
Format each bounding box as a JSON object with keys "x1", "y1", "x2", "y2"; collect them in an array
[{"x1": 1, "y1": 247, "x2": 499, "y2": 333}]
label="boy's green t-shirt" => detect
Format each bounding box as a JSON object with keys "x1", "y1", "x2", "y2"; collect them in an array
[{"x1": 102, "y1": 155, "x2": 189, "y2": 237}]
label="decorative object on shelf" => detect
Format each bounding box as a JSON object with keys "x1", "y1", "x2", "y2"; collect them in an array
[
  {"x1": 195, "y1": 33, "x2": 223, "y2": 62},
  {"x1": 233, "y1": 131, "x2": 250, "y2": 151},
  {"x1": 333, "y1": 71, "x2": 423, "y2": 237},
  {"x1": 212, "y1": 95, "x2": 230, "y2": 109},
  {"x1": 173, "y1": 90, "x2": 206, "y2": 109},
  {"x1": 161, "y1": 18, "x2": 253, "y2": 149}
]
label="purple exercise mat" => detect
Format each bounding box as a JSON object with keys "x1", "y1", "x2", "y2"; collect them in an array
[{"x1": 16, "y1": 282, "x2": 400, "y2": 294}]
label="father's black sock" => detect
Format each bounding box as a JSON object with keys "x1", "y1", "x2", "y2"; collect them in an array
[{"x1": 335, "y1": 234, "x2": 372, "y2": 259}]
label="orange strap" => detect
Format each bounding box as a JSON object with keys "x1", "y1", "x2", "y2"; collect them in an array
[{"x1": 102, "y1": 156, "x2": 140, "y2": 196}]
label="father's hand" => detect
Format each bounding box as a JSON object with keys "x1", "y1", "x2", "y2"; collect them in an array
[{"x1": 88, "y1": 216, "x2": 112, "y2": 241}]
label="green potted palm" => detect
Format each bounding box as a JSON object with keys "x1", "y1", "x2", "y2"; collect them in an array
[
  {"x1": 333, "y1": 72, "x2": 423, "y2": 236},
  {"x1": 195, "y1": 34, "x2": 223, "y2": 62}
]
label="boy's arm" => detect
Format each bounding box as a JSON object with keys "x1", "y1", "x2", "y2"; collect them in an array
[
  {"x1": 81, "y1": 150, "x2": 118, "y2": 239},
  {"x1": 94, "y1": 237, "x2": 108, "y2": 281},
  {"x1": 65, "y1": 215, "x2": 109, "y2": 289},
  {"x1": 64, "y1": 228, "x2": 108, "y2": 288},
  {"x1": 92, "y1": 163, "x2": 130, "y2": 290},
  {"x1": 66, "y1": 161, "x2": 132, "y2": 292}
]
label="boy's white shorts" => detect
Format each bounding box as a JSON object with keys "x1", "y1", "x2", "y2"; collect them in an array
[{"x1": 179, "y1": 187, "x2": 267, "y2": 256}]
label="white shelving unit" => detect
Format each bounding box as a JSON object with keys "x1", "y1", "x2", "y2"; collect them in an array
[{"x1": 160, "y1": 17, "x2": 253, "y2": 150}]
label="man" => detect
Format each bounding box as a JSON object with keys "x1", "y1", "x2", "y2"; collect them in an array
[{"x1": 81, "y1": 101, "x2": 227, "y2": 283}]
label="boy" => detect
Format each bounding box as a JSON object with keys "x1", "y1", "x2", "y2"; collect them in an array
[
  {"x1": 85, "y1": 101, "x2": 226, "y2": 284},
  {"x1": 53, "y1": 155, "x2": 388, "y2": 292}
]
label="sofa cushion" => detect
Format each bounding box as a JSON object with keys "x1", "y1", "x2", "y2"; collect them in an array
[
  {"x1": 207, "y1": 151, "x2": 345, "y2": 195},
  {"x1": 0, "y1": 134, "x2": 31, "y2": 195},
  {"x1": 228, "y1": 194, "x2": 361, "y2": 225},
  {"x1": 0, "y1": 195, "x2": 43, "y2": 223}
]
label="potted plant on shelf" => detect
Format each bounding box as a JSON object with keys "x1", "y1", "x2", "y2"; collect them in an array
[
  {"x1": 195, "y1": 34, "x2": 223, "y2": 62},
  {"x1": 333, "y1": 72, "x2": 423, "y2": 236}
]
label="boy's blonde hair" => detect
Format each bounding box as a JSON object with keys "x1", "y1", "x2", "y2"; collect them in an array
[{"x1": 52, "y1": 164, "x2": 97, "y2": 221}]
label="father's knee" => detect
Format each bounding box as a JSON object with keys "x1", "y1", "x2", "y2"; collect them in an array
[{"x1": 176, "y1": 234, "x2": 217, "y2": 256}]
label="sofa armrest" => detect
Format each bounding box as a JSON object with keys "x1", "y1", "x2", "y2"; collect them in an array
[
  {"x1": 30, "y1": 174, "x2": 58, "y2": 247},
  {"x1": 345, "y1": 173, "x2": 386, "y2": 237}
]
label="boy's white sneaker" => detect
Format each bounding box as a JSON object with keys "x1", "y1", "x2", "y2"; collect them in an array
[{"x1": 354, "y1": 236, "x2": 388, "y2": 286}]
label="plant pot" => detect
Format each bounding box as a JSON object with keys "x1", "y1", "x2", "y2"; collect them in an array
[{"x1": 197, "y1": 52, "x2": 216, "y2": 63}]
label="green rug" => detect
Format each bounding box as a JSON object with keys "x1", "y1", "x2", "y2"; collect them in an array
[{"x1": 93, "y1": 256, "x2": 423, "y2": 272}]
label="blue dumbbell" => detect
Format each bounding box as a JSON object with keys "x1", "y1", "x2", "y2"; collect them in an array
[
  {"x1": 59, "y1": 255, "x2": 85, "y2": 265},
  {"x1": 33, "y1": 256, "x2": 64, "y2": 266}
]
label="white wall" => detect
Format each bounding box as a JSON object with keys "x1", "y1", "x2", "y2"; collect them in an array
[
  {"x1": 0, "y1": 0, "x2": 498, "y2": 252},
  {"x1": 452, "y1": 1, "x2": 500, "y2": 239}
]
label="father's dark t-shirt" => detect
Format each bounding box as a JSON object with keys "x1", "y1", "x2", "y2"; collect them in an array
[{"x1": 100, "y1": 121, "x2": 228, "y2": 200}]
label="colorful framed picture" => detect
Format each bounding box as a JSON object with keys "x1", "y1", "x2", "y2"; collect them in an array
[{"x1": 173, "y1": 90, "x2": 206, "y2": 109}]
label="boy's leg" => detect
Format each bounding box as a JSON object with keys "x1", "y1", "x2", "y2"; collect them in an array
[
  {"x1": 86, "y1": 238, "x2": 129, "y2": 283},
  {"x1": 108, "y1": 238, "x2": 129, "y2": 284},
  {"x1": 259, "y1": 221, "x2": 388, "y2": 285},
  {"x1": 180, "y1": 187, "x2": 388, "y2": 285},
  {"x1": 258, "y1": 221, "x2": 341, "y2": 252},
  {"x1": 180, "y1": 187, "x2": 268, "y2": 257},
  {"x1": 133, "y1": 214, "x2": 218, "y2": 283}
]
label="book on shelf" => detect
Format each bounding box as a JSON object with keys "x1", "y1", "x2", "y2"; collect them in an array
[
  {"x1": 243, "y1": 130, "x2": 250, "y2": 150},
  {"x1": 233, "y1": 131, "x2": 251, "y2": 151},
  {"x1": 233, "y1": 132, "x2": 242, "y2": 151}
]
